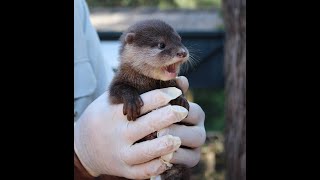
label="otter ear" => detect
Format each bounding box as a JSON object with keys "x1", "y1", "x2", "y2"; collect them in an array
[{"x1": 125, "y1": 33, "x2": 135, "y2": 44}]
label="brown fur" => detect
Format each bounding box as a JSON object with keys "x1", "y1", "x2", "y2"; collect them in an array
[{"x1": 108, "y1": 19, "x2": 191, "y2": 180}]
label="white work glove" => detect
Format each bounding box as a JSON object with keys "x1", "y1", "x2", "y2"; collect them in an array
[{"x1": 74, "y1": 87, "x2": 188, "y2": 179}]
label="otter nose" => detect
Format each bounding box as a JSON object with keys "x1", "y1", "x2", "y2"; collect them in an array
[{"x1": 177, "y1": 49, "x2": 187, "y2": 58}]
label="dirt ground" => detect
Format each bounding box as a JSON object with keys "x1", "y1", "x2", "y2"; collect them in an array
[{"x1": 190, "y1": 131, "x2": 225, "y2": 180}]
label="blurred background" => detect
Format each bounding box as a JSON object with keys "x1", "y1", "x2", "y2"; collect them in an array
[{"x1": 86, "y1": 1, "x2": 225, "y2": 179}]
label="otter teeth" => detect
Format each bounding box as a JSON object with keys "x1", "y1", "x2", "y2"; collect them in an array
[{"x1": 165, "y1": 64, "x2": 176, "y2": 73}]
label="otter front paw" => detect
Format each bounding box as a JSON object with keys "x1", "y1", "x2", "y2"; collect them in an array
[
  {"x1": 123, "y1": 94, "x2": 144, "y2": 121},
  {"x1": 169, "y1": 95, "x2": 189, "y2": 111}
]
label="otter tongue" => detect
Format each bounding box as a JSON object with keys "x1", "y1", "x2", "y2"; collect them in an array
[{"x1": 166, "y1": 64, "x2": 176, "y2": 73}]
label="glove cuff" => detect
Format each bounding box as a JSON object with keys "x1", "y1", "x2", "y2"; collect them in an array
[
  {"x1": 74, "y1": 140, "x2": 100, "y2": 177},
  {"x1": 74, "y1": 149, "x2": 96, "y2": 179}
]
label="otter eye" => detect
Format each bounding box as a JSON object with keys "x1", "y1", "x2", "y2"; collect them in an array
[{"x1": 158, "y1": 43, "x2": 166, "y2": 49}]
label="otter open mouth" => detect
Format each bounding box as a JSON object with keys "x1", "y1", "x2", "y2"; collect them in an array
[
  {"x1": 165, "y1": 64, "x2": 177, "y2": 74},
  {"x1": 162, "y1": 62, "x2": 181, "y2": 79}
]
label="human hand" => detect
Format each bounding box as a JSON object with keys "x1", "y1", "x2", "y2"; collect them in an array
[
  {"x1": 157, "y1": 76, "x2": 206, "y2": 168},
  {"x1": 74, "y1": 87, "x2": 188, "y2": 179}
]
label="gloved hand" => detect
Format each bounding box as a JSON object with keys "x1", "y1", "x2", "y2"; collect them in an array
[
  {"x1": 157, "y1": 76, "x2": 206, "y2": 168},
  {"x1": 74, "y1": 87, "x2": 188, "y2": 179}
]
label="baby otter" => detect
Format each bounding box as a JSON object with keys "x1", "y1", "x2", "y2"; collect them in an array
[{"x1": 109, "y1": 19, "x2": 191, "y2": 180}]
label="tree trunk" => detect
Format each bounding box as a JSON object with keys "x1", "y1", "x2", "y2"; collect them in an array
[{"x1": 222, "y1": 0, "x2": 246, "y2": 179}]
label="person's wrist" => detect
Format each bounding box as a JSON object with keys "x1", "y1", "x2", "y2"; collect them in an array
[
  {"x1": 75, "y1": 150, "x2": 130, "y2": 180},
  {"x1": 74, "y1": 150, "x2": 95, "y2": 179},
  {"x1": 74, "y1": 120, "x2": 101, "y2": 177}
]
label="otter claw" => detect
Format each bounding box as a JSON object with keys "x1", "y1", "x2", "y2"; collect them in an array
[{"x1": 123, "y1": 95, "x2": 144, "y2": 121}]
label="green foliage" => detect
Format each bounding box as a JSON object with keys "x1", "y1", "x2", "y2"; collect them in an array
[
  {"x1": 86, "y1": 0, "x2": 221, "y2": 9},
  {"x1": 190, "y1": 88, "x2": 225, "y2": 132},
  {"x1": 158, "y1": 0, "x2": 178, "y2": 10},
  {"x1": 174, "y1": 0, "x2": 221, "y2": 9}
]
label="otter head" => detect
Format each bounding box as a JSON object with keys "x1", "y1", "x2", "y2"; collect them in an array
[{"x1": 119, "y1": 19, "x2": 189, "y2": 81}]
